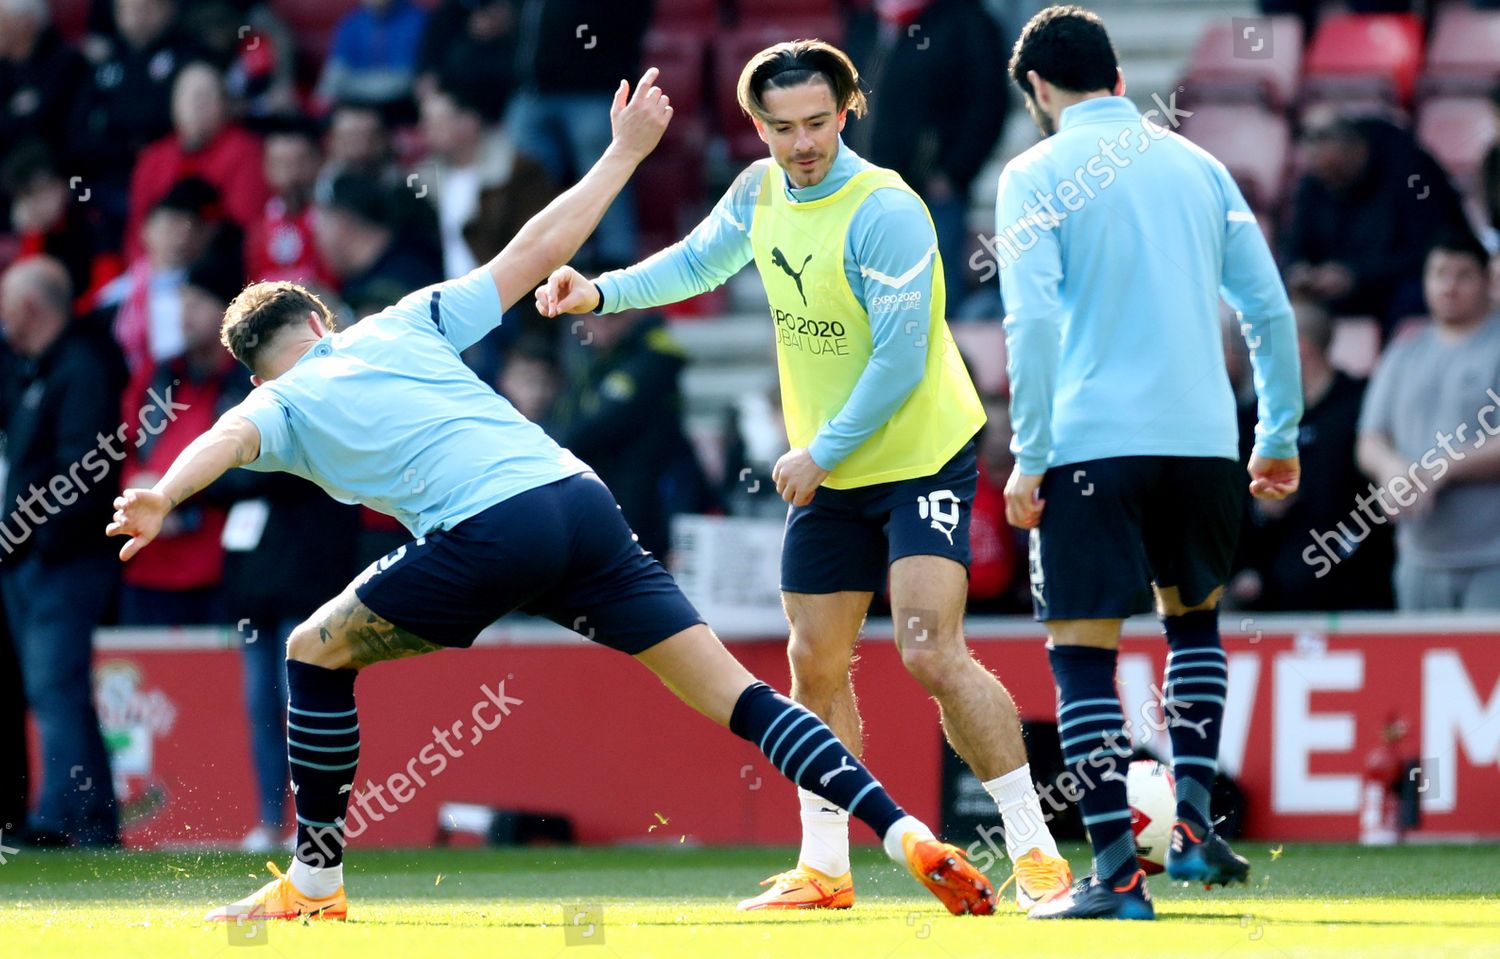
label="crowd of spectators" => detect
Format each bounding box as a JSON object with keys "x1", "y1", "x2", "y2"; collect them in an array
[{"x1": 1, "y1": 0, "x2": 1500, "y2": 848}]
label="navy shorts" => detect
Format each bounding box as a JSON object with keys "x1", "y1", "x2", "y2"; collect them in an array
[
  {"x1": 781, "y1": 439, "x2": 978, "y2": 594},
  {"x1": 354, "y1": 473, "x2": 704, "y2": 653},
  {"x1": 1028, "y1": 455, "x2": 1244, "y2": 621}
]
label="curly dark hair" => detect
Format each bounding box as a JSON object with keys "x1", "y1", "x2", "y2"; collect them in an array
[
  {"x1": 1009, "y1": 5, "x2": 1119, "y2": 98},
  {"x1": 220, "y1": 281, "x2": 335, "y2": 373}
]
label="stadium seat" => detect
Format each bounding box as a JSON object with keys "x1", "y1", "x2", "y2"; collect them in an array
[
  {"x1": 644, "y1": 27, "x2": 710, "y2": 119},
  {"x1": 51, "y1": 0, "x2": 90, "y2": 43},
  {"x1": 1422, "y1": 6, "x2": 1500, "y2": 96},
  {"x1": 654, "y1": 0, "x2": 722, "y2": 26},
  {"x1": 734, "y1": 0, "x2": 839, "y2": 24},
  {"x1": 1182, "y1": 17, "x2": 1302, "y2": 110},
  {"x1": 1177, "y1": 105, "x2": 1291, "y2": 211},
  {"x1": 1416, "y1": 96, "x2": 1498, "y2": 186},
  {"x1": 1303, "y1": 13, "x2": 1425, "y2": 107},
  {"x1": 270, "y1": 0, "x2": 357, "y2": 66}
]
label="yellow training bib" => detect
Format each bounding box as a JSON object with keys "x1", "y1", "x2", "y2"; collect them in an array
[{"x1": 749, "y1": 163, "x2": 985, "y2": 489}]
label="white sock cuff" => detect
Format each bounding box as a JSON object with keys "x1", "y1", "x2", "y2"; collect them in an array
[
  {"x1": 797, "y1": 787, "x2": 849, "y2": 818},
  {"x1": 982, "y1": 765, "x2": 1038, "y2": 808},
  {"x1": 880, "y1": 814, "x2": 934, "y2": 863}
]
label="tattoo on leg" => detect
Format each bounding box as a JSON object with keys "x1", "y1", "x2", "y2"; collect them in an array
[{"x1": 321, "y1": 592, "x2": 440, "y2": 667}]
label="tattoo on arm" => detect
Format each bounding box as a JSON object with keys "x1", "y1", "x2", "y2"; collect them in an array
[{"x1": 319, "y1": 592, "x2": 441, "y2": 668}]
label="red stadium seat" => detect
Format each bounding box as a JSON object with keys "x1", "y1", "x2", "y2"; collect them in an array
[
  {"x1": 51, "y1": 0, "x2": 90, "y2": 43},
  {"x1": 644, "y1": 27, "x2": 710, "y2": 119},
  {"x1": 270, "y1": 0, "x2": 357, "y2": 65},
  {"x1": 1182, "y1": 16, "x2": 1303, "y2": 109},
  {"x1": 1177, "y1": 105, "x2": 1291, "y2": 211},
  {"x1": 1422, "y1": 7, "x2": 1500, "y2": 96},
  {"x1": 1303, "y1": 13, "x2": 1425, "y2": 107},
  {"x1": 654, "y1": 0, "x2": 722, "y2": 26},
  {"x1": 1416, "y1": 96, "x2": 1499, "y2": 187},
  {"x1": 734, "y1": 0, "x2": 839, "y2": 24}
]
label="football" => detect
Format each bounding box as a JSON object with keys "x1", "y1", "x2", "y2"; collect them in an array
[{"x1": 1127, "y1": 758, "x2": 1177, "y2": 874}]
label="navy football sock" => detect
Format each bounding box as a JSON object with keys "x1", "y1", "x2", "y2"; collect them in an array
[
  {"x1": 729, "y1": 683, "x2": 905, "y2": 840},
  {"x1": 286, "y1": 661, "x2": 360, "y2": 868},
  {"x1": 1162, "y1": 610, "x2": 1227, "y2": 831},
  {"x1": 1048, "y1": 644, "x2": 1137, "y2": 886}
]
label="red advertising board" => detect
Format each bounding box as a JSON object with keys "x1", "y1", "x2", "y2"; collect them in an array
[{"x1": 78, "y1": 615, "x2": 1500, "y2": 848}]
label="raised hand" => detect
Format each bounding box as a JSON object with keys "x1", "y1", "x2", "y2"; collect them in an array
[{"x1": 607, "y1": 66, "x2": 673, "y2": 164}]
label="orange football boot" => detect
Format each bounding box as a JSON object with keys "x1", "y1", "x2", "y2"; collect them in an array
[{"x1": 204, "y1": 861, "x2": 348, "y2": 922}]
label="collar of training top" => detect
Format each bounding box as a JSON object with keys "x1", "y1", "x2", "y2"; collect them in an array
[{"x1": 1058, "y1": 95, "x2": 1140, "y2": 131}]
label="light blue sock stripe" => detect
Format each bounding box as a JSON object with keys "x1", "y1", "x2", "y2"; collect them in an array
[
  {"x1": 757, "y1": 705, "x2": 799, "y2": 753},
  {"x1": 792, "y1": 737, "x2": 840, "y2": 784},
  {"x1": 1063, "y1": 745, "x2": 1132, "y2": 766},
  {"x1": 287, "y1": 737, "x2": 360, "y2": 753},
  {"x1": 844, "y1": 781, "x2": 879, "y2": 818},
  {"x1": 775, "y1": 726, "x2": 824, "y2": 775},
  {"x1": 1166, "y1": 694, "x2": 1226, "y2": 705},
  {"x1": 286, "y1": 702, "x2": 357, "y2": 717},
  {"x1": 1057, "y1": 697, "x2": 1124, "y2": 717},
  {"x1": 1165, "y1": 676, "x2": 1229, "y2": 688},
  {"x1": 768, "y1": 714, "x2": 816, "y2": 767},
  {"x1": 1060, "y1": 728, "x2": 1128, "y2": 751},
  {"x1": 295, "y1": 814, "x2": 343, "y2": 828},
  {"x1": 286, "y1": 720, "x2": 360, "y2": 735},
  {"x1": 1057, "y1": 711, "x2": 1127, "y2": 732},
  {"x1": 1167, "y1": 648, "x2": 1226, "y2": 661},
  {"x1": 289, "y1": 756, "x2": 359, "y2": 771},
  {"x1": 1083, "y1": 809, "x2": 1134, "y2": 826},
  {"x1": 1173, "y1": 755, "x2": 1219, "y2": 768}
]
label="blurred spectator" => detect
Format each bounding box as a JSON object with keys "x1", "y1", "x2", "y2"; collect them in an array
[
  {"x1": 420, "y1": 77, "x2": 557, "y2": 278},
  {"x1": 0, "y1": 255, "x2": 124, "y2": 847},
  {"x1": 124, "y1": 60, "x2": 268, "y2": 261},
  {"x1": 1480, "y1": 81, "x2": 1500, "y2": 251},
  {"x1": 314, "y1": 173, "x2": 441, "y2": 318},
  {"x1": 116, "y1": 250, "x2": 251, "y2": 625},
  {"x1": 315, "y1": 0, "x2": 429, "y2": 108},
  {"x1": 0, "y1": 0, "x2": 89, "y2": 171},
  {"x1": 507, "y1": 0, "x2": 650, "y2": 267},
  {"x1": 246, "y1": 119, "x2": 330, "y2": 284},
  {"x1": 1283, "y1": 110, "x2": 1469, "y2": 335},
  {"x1": 317, "y1": 101, "x2": 399, "y2": 193},
  {"x1": 417, "y1": 0, "x2": 516, "y2": 111},
  {"x1": 2, "y1": 140, "x2": 118, "y2": 302},
  {"x1": 68, "y1": 0, "x2": 194, "y2": 240},
  {"x1": 180, "y1": 0, "x2": 298, "y2": 117},
  {"x1": 0, "y1": 582, "x2": 24, "y2": 837},
  {"x1": 496, "y1": 333, "x2": 561, "y2": 422},
  {"x1": 549, "y1": 308, "x2": 710, "y2": 558},
  {"x1": 845, "y1": 0, "x2": 1008, "y2": 307},
  {"x1": 97, "y1": 177, "x2": 220, "y2": 373},
  {"x1": 1230, "y1": 299, "x2": 1394, "y2": 612},
  {"x1": 1358, "y1": 232, "x2": 1500, "y2": 611}
]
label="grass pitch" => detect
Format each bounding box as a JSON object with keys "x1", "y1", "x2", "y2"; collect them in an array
[{"x1": 2, "y1": 843, "x2": 1496, "y2": 958}]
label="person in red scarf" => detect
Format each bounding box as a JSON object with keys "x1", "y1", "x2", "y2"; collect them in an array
[
  {"x1": 123, "y1": 60, "x2": 268, "y2": 262},
  {"x1": 116, "y1": 248, "x2": 255, "y2": 625},
  {"x1": 245, "y1": 119, "x2": 331, "y2": 285}
]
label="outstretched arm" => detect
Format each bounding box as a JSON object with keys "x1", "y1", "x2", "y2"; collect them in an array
[
  {"x1": 487, "y1": 68, "x2": 672, "y2": 313},
  {"x1": 107, "y1": 414, "x2": 262, "y2": 561}
]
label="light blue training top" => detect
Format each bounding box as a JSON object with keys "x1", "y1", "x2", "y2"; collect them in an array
[
  {"x1": 593, "y1": 138, "x2": 942, "y2": 471},
  {"x1": 230, "y1": 268, "x2": 588, "y2": 536},
  {"x1": 997, "y1": 96, "x2": 1301, "y2": 474}
]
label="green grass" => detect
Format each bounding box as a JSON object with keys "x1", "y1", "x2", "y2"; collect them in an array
[{"x1": 2, "y1": 843, "x2": 1498, "y2": 958}]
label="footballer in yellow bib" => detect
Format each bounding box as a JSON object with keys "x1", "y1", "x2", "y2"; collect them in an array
[{"x1": 537, "y1": 40, "x2": 1070, "y2": 914}]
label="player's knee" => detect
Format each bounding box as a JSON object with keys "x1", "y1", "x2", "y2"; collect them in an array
[
  {"x1": 787, "y1": 634, "x2": 850, "y2": 693},
  {"x1": 898, "y1": 636, "x2": 967, "y2": 694}
]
